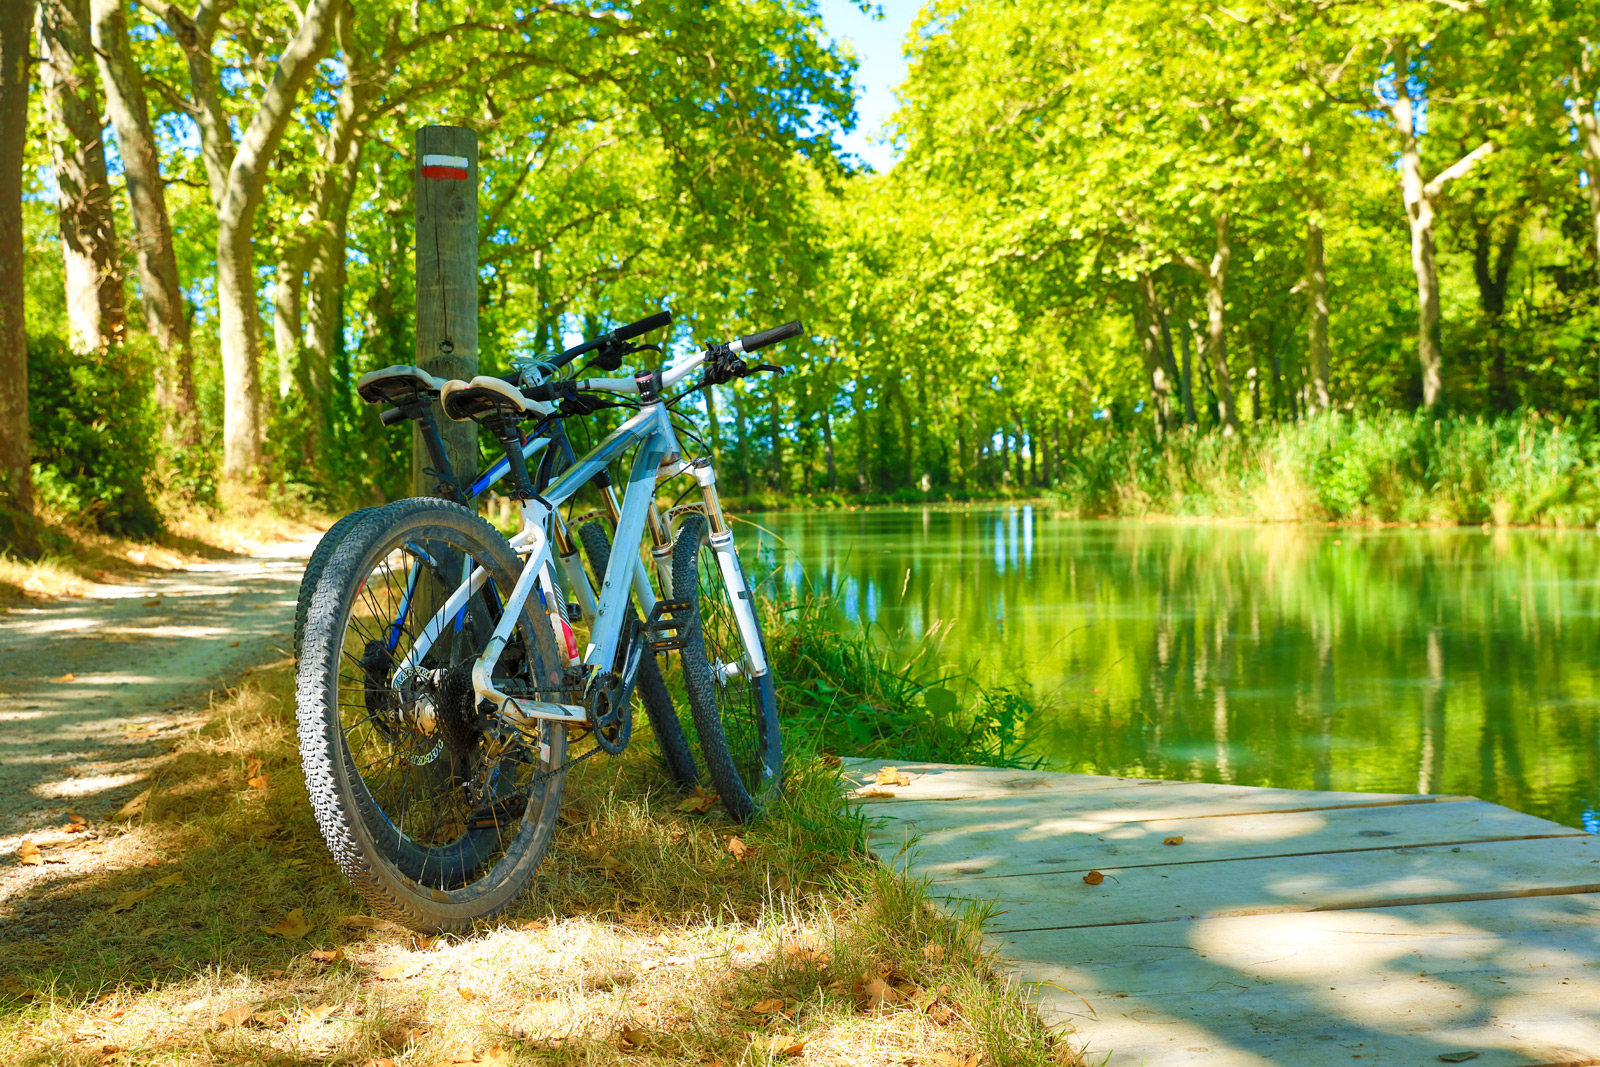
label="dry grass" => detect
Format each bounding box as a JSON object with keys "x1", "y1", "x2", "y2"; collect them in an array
[{"x1": 0, "y1": 657, "x2": 1077, "y2": 1066}]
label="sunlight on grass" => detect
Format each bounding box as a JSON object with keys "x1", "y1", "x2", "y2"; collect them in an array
[{"x1": 0, "y1": 654, "x2": 1075, "y2": 1066}]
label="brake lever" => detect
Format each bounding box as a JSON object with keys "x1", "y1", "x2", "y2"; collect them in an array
[{"x1": 748, "y1": 363, "x2": 785, "y2": 377}]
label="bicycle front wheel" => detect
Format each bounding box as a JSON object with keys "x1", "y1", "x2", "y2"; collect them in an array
[
  {"x1": 296, "y1": 498, "x2": 567, "y2": 931},
  {"x1": 671, "y1": 512, "x2": 780, "y2": 820}
]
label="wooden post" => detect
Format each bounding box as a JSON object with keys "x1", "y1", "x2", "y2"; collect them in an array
[{"x1": 413, "y1": 126, "x2": 478, "y2": 498}]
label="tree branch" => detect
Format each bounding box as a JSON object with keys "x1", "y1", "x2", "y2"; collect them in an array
[{"x1": 1424, "y1": 140, "x2": 1495, "y2": 198}]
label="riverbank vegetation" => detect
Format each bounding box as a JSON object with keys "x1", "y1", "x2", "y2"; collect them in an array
[{"x1": 5, "y1": 2, "x2": 1600, "y2": 543}]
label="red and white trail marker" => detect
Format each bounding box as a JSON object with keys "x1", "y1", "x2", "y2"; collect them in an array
[{"x1": 421, "y1": 153, "x2": 469, "y2": 180}]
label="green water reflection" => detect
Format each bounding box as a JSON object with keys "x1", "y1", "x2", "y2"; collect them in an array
[{"x1": 747, "y1": 507, "x2": 1600, "y2": 831}]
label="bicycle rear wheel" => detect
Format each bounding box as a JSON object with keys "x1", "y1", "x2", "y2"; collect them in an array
[
  {"x1": 296, "y1": 498, "x2": 567, "y2": 931},
  {"x1": 294, "y1": 506, "x2": 378, "y2": 660},
  {"x1": 671, "y1": 512, "x2": 781, "y2": 820}
]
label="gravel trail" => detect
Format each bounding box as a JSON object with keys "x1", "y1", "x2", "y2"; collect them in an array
[{"x1": 0, "y1": 535, "x2": 318, "y2": 837}]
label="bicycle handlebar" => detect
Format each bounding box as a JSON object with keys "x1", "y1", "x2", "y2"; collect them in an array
[
  {"x1": 553, "y1": 310, "x2": 672, "y2": 369},
  {"x1": 738, "y1": 320, "x2": 802, "y2": 354}
]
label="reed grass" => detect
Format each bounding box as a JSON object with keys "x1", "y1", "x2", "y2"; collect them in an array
[{"x1": 1050, "y1": 411, "x2": 1600, "y2": 526}]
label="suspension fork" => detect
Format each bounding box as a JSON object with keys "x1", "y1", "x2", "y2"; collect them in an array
[{"x1": 694, "y1": 460, "x2": 768, "y2": 677}]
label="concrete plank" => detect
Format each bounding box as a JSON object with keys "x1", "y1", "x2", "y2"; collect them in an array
[
  {"x1": 1005, "y1": 894, "x2": 1600, "y2": 1066},
  {"x1": 865, "y1": 796, "x2": 1582, "y2": 881},
  {"x1": 933, "y1": 834, "x2": 1600, "y2": 932}
]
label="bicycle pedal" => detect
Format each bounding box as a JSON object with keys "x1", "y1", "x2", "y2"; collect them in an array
[{"x1": 644, "y1": 598, "x2": 694, "y2": 652}]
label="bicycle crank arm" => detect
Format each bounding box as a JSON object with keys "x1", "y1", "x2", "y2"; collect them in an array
[{"x1": 496, "y1": 699, "x2": 589, "y2": 728}]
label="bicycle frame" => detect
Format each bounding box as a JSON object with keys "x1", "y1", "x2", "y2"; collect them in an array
[{"x1": 400, "y1": 378, "x2": 768, "y2": 731}]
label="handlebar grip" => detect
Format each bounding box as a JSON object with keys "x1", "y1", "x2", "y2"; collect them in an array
[
  {"x1": 553, "y1": 309, "x2": 672, "y2": 368},
  {"x1": 615, "y1": 309, "x2": 672, "y2": 343},
  {"x1": 740, "y1": 320, "x2": 804, "y2": 353},
  {"x1": 522, "y1": 382, "x2": 560, "y2": 403}
]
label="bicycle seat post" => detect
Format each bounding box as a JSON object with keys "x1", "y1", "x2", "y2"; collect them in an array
[{"x1": 484, "y1": 415, "x2": 537, "y2": 501}]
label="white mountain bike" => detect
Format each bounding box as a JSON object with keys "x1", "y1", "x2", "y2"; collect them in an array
[{"x1": 295, "y1": 319, "x2": 800, "y2": 931}]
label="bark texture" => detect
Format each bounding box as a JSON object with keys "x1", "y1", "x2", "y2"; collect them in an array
[
  {"x1": 39, "y1": 0, "x2": 125, "y2": 355},
  {"x1": 0, "y1": 0, "x2": 32, "y2": 522},
  {"x1": 1388, "y1": 38, "x2": 1494, "y2": 412},
  {"x1": 211, "y1": 0, "x2": 342, "y2": 480},
  {"x1": 1303, "y1": 142, "x2": 1330, "y2": 412},
  {"x1": 90, "y1": 0, "x2": 194, "y2": 427},
  {"x1": 1176, "y1": 214, "x2": 1238, "y2": 435}
]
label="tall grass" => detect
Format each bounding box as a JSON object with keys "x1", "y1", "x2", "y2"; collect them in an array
[
  {"x1": 1051, "y1": 410, "x2": 1600, "y2": 525},
  {"x1": 760, "y1": 580, "x2": 1041, "y2": 769}
]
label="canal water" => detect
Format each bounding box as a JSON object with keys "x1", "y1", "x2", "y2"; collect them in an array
[{"x1": 745, "y1": 506, "x2": 1600, "y2": 831}]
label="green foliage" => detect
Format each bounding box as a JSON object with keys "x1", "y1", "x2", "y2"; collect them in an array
[
  {"x1": 27, "y1": 334, "x2": 163, "y2": 537},
  {"x1": 763, "y1": 580, "x2": 1040, "y2": 767}
]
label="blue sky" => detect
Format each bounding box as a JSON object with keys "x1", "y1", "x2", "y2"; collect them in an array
[{"x1": 816, "y1": 1, "x2": 922, "y2": 172}]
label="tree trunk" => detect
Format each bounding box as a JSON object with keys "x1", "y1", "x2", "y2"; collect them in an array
[
  {"x1": 1135, "y1": 273, "x2": 1175, "y2": 434},
  {"x1": 1178, "y1": 313, "x2": 1197, "y2": 425},
  {"x1": 819, "y1": 386, "x2": 836, "y2": 489},
  {"x1": 39, "y1": 0, "x2": 124, "y2": 355},
  {"x1": 1177, "y1": 214, "x2": 1238, "y2": 434},
  {"x1": 1472, "y1": 214, "x2": 1521, "y2": 412},
  {"x1": 733, "y1": 385, "x2": 751, "y2": 495},
  {"x1": 1388, "y1": 38, "x2": 1495, "y2": 413},
  {"x1": 273, "y1": 248, "x2": 304, "y2": 402},
  {"x1": 768, "y1": 388, "x2": 785, "y2": 493},
  {"x1": 852, "y1": 383, "x2": 869, "y2": 491},
  {"x1": 704, "y1": 382, "x2": 722, "y2": 465},
  {"x1": 1570, "y1": 56, "x2": 1600, "y2": 269},
  {"x1": 90, "y1": 0, "x2": 194, "y2": 428},
  {"x1": 1304, "y1": 143, "x2": 1331, "y2": 413},
  {"x1": 0, "y1": 0, "x2": 31, "y2": 528},
  {"x1": 211, "y1": 0, "x2": 342, "y2": 480}
]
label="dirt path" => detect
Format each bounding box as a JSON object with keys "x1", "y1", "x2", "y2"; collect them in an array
[{"x1": 0, "y1": 534, "x2": 318, "y2": 837}]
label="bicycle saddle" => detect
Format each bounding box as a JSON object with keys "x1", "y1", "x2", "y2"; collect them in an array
[
  {"x1": 355, "y1": 365, "x2": 451, "y2": 404},
  {"x1": 440, "y1": 376, "x2": 550, "y2": 421}
]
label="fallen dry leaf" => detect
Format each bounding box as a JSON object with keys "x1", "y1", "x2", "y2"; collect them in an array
[
  {"x1": 855, "y1": 784, "x2": 898, "y2": 798},
  {"x1": 308, "y1": 948, "x2": 343, "y2": 963},
  {"x1": 151, "y1": 873, "x2": 186, "y2": 888},
  {"x1": 864, "y1": 977, "x2": 907, "y2": 1009},
  {"x1": 256, "y1": 1010, "x2": 289, "y2": 1028},
  {"x1": 1163, "y1": 836, "x2": 1184, "y2": 846},
  {"x1": 67, "y1": 813, "x2": 87, "y2": 825},
  {"x1": 109, "y1": 888, "x2": 156, "y2": 913},
  {"x1": 921, "y1": 943, "x2": 946, "y2": 962},
  {"x1": 305, "y1": 1002, "x2": 337, "y2": 1023},
  {"x1": 750, "y1": 997, "x2": 785, "y2": 1015},
  {"x1": 761, "y1": 1034, "x2": 807, "y2": 1056},
  {"x1": 245, "y1": 757, "x2": 269, "y2": 790},
  {"x1": 112, "y1": 789, "x2": 151, "y2": 822},
  {"x1": 784, "y1": 943, "x2": 831, "y2": 966},
  {"x1": 62, "y1": 821, "x2": 89, "y2": 834},
  {"x1": 457, "y1": 982, "x2": 485, "y2": 1001},
  {"x1": 214, "y1": 1005, "x2": 252, "y2": 1029},
  {"x1": 375, "y1": 963, "x2": 414, "y2": 981},
  {"x1": 17, "y1": 839, "x2": 41, "y2": 866},
  {"x1": 340, "y1": 914, "x2": 403, "y2": 933},
  {"x1": 726, "y1": 835, "x2": 748, "y2": 861},
  {"x1": 675, "y1": 786, "x2": 719, "y2": 815},
  {"x1": 260, "y1": 907, "x2": 311, "y2": 939},
  {"x1": 1083, "y1": 870, "x2": 1105, "y2": 885},
  {"x1": 520, "y1": 919, "x2": 546, "y2": 932},
  {"x1": 54, "y1": 672, "x2": 76, "y2": 683},
  {"x1": 598, "y1": 853, "x2": 623, "y2": 876},
  {"x1": 618, "y1": 1027, "x2": 649, "y2": 1048},
  {"x1": 449, "y1": 1047, "x2": 512, "y2": 1066},
  {"x1": 366, "y1": 1060, "x2": 397, "y2": 1067},
  {"x1": 874, "y1": 765, "x2": 912, "y2": 787}
]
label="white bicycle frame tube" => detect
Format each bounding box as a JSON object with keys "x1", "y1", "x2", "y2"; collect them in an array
[{"x1": 403, "y1": 342, "x2": 771, "y2": 724}]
